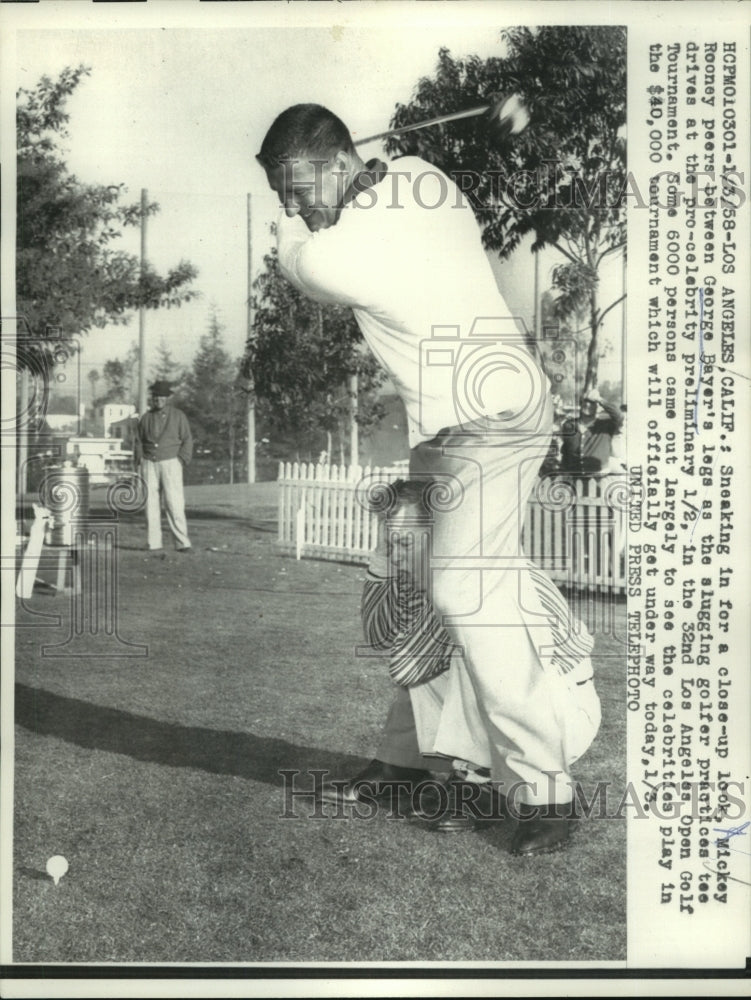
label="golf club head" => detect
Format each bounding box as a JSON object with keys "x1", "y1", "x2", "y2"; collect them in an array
[
  {"x1": 355, "y1": 93, "x2": 530, "y2": 148},
  {"x1": 485, "y1": 92, "x2": 531, "y2": 143}
]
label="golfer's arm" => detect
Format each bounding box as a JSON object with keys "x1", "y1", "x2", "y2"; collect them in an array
[
  {"x1": 389, "y1": 589, "x2": 459, "y2": 673},
  {"x1": 276, "y1": 213, "x2": 365, "y2": 307}
]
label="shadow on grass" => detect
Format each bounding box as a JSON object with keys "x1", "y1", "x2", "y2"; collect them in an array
[
  {"x1": 15, "y1": 683, "x2": 363, "y2": 785},
  {"x1": 17, "y1": 865, "x2": 50, "y2": 882}
]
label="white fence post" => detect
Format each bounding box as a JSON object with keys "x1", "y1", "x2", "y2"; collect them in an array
[{"x1": 276, "y1": 463, "x2": 627, "y2": 594}]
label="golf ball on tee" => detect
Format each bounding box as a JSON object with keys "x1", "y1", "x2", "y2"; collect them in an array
[{"x1": 46, "y1": 855, "x2": 69, "y2": 885}]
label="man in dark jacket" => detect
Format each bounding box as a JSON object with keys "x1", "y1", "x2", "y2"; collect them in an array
[{"x1": 134, "y1": 380, "x2": 193, "y2": 553}]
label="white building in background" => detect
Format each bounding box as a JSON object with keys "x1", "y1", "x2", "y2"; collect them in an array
[{"x1": 97, "y1": 403, "x2": 137, "y2": 438}]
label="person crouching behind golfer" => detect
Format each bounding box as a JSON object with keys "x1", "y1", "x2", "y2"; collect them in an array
[{"x1": 319, "y1": 479, "x2": 493, "y2": 822}]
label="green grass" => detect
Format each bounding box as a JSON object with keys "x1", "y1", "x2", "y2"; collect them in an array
[{"x1": 12, "y1": 490, "x2": 626, "y2": 963}]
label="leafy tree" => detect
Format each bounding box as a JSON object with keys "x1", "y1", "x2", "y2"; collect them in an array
[
  {"x1": 596, "y1": 378, "x2": 624, "y2": 411},
  {"x1": 182, "y1": 310, "x2": 245, "y2": 463},
  {"x1": 386, "y1": 26, "x2": 626, "y2": 394},
  {"x1": 535, "y1": 289, "x2": 619, "y2": 418},
  {"x1": 17, "y1": 65, "x2": 199, "y2": 365},
  {"x1": 98, "y1": 360, "x2": 132, "y2": 406},
  {"x1": 150, "y1": 337, "x2": 186, "y2": 392},
  {"x1": 47, "y1": 394, "x2": 78, "y2": 416},
  {"x1": 95, "y1": 344, "x2": 139, "y2": 406},
  {"x1": 95, "y1": 339, "x2": 186, "y2": 410},
  {"x1": 242, "y1": 237, "x2": 387, "y2": 463}
]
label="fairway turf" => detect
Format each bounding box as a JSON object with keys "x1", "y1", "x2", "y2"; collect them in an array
[{"x1": 12, "y1": 485, "x2": 626, "y2": 963}]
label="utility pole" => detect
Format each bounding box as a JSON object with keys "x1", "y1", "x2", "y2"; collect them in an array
[
  {"x1": 246, "y1": 193, "x2": 256, "y2": 484},
  {"x1": 228, "y1": 390, "x2": 235, "y2": 485},
  {"x1": 349, "y1": 373, "x2": 359, "y2": 471},
  {"x1": 533, "y1": 249, "x2": 540, "y2": 340},
  {"x1": 76, "y1": 347, "x2": 82, "y2": 435},
  {"x1": 137, "y1": 188, "x2": 148, "y2": 416},
  {"x1": 17, "y1": 342, "x2": 29, "y2": 496}
]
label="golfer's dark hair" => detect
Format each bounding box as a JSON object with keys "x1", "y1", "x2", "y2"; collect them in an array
[{"x1": 257, "y1": 104, "x2": 355, "y2": 169}]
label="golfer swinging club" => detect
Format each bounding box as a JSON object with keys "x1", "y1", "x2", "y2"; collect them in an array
[{"x1": 257, "y1": 103, "x2": 599, "y2": 856}]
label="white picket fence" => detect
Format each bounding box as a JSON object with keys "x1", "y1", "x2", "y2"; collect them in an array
[{"x1": 277, "y1": 461, "x2": 628, "y2": 593}]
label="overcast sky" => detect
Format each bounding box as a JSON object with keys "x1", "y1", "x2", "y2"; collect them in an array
[{"x1": 12, "y1": 9, "x2": 624, "y2": 396}]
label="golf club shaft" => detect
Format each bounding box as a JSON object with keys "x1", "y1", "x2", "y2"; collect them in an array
[{"x1": 354, "y1": 103, "x2": 490, "y2": 146}]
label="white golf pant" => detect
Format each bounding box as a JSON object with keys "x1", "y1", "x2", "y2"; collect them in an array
[
  {"x1": 407, "y1": 398, "x2": 584, "y2": 806},
  {"x1": 142, "y1": 457, "x2": 190, "y2": 550},
  {"x1": 408, "y1": 652, "x2": 601, "y2": 774}
]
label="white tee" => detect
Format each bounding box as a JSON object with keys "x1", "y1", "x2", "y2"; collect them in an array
[{"x1": 277, "y1": 156, "x2": 546, "y2": 447}]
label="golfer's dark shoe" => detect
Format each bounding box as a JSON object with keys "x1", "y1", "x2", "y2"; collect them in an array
[
  {"x1": 177, "y1": 546, "x2": 193, "y2": 555},
  {"x1": 318, "y1": 759, "x2": 431, "y2": 807},
  {"x1": 510, "y1": 802, "x2": 577, "y2": 857},
  {"x1": 410, "y1": 771, "x2": 499, "y2": 833}
]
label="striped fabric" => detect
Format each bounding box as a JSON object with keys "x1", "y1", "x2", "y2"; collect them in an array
[
  {"x1": 363, "y1": 562, "x2": 595, "y2": 689},
  {"x1": 361, "y1": 570, "x2": 458, "y2": 687},
  {"x1": 525, "y1": 564, "x2": 595, "y2": 677}
]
